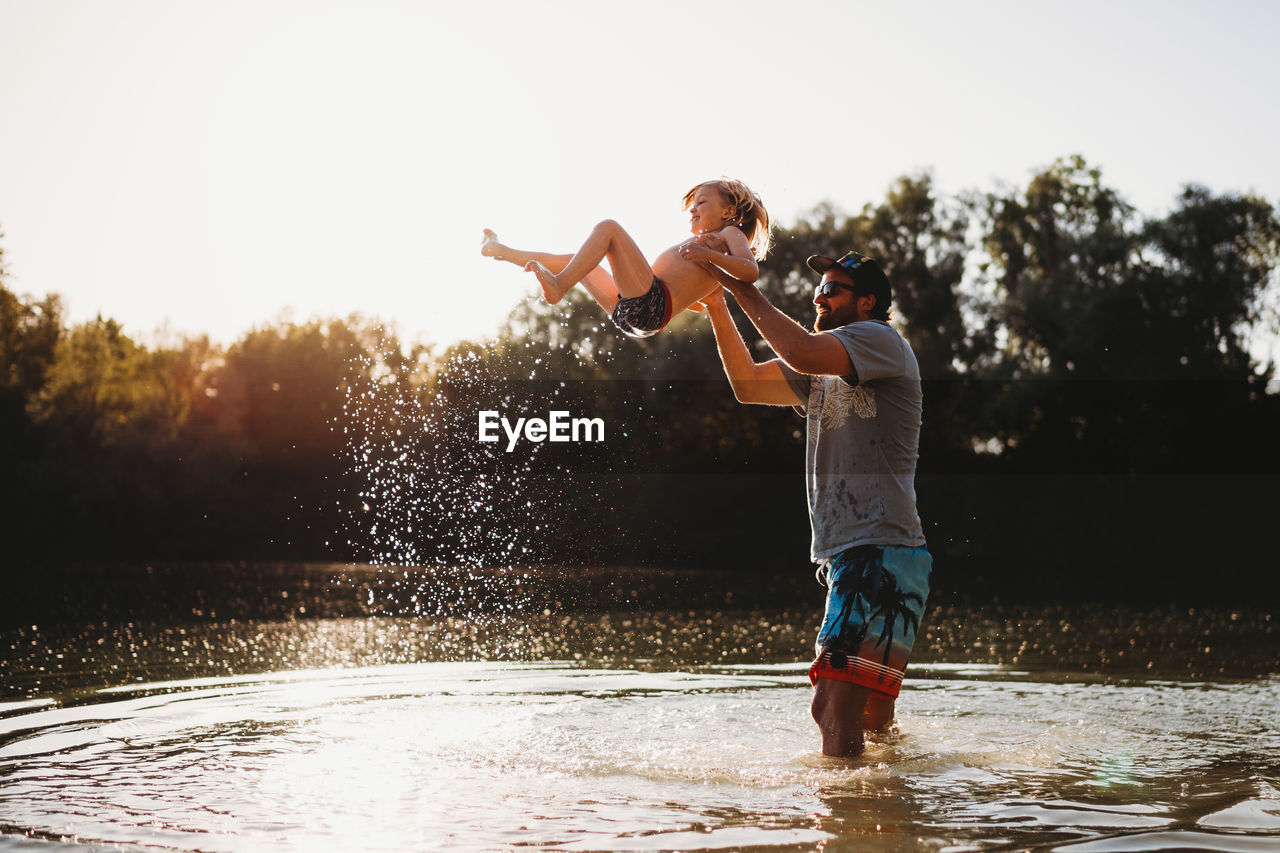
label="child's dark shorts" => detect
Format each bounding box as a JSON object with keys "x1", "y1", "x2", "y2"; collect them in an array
[
  {"x1": 809, "y1": 544, "x2": 932, "y2": 699},
  {"x1": 610, "y1": 277, "x2": 673, "y2": 337}
]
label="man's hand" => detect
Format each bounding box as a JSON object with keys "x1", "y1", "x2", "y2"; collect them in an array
[
  {"x1": 677, "y1": 240, "x2": 716, "y2": 263},
  {"x1": 678, "y1": 231, "x2": 732, "y2": 263},
  {"x1": 695, "y1": 232, "x2": 730, "y2": 253},
  {"x1": 698, "y1": 288, "x2": 728, "y2": 312}
]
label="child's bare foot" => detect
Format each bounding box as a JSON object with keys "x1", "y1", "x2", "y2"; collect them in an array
[
  {"x1": 480, "y1": 229, "x2": 508, "y2": 260},
  {"x1": 525, "y1": 261, "x2": 568, "y2": 304}
]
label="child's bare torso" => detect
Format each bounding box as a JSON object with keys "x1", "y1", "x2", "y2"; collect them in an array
[{"x1": 652, "y1": 235, "x2": 734, "y2": 312}]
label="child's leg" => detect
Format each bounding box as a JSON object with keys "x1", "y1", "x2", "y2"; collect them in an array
[
  {"x1": 526, "y1": 220, "x2": 653, "y2": 305},
  {"x1": 482, "y1": 230, "x2": 619, "y2": 311},
  {"x1": 481, "y1": 229, "x2": 562, "y2": 269}
]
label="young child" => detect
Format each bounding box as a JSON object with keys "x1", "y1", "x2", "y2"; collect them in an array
[{"x1": 481, "y1": 179, "x2": 771, "y2": 337}]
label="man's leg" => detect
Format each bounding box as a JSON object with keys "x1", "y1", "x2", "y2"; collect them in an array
[
  {"x1": 864, "y1": 694, "x2": 896, "y2": 732},
  {"x1": 811, "y1": 679, "x2": 894, "y2": 757},
  {"x1": 809, "y1": 545, "x2": 928, "y2": 757}
]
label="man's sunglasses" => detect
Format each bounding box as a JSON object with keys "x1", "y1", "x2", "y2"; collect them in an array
[{"x1": 815, "y1": 280, "x2": 858, "y2": 299}]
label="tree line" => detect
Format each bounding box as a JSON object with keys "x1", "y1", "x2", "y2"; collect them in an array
[{"x1": 3, "y1": 156, "x2": 1278, "y2": 598}]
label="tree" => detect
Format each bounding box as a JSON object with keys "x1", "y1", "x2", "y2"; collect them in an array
[
  {"x1": 22, "y1": 317, "x2": 191, "y2": 550},
  {"x1": 198, "y1": 317, "x2": 394, "y2": 555},
  {"x1": 973, "y1": 156, "x2": 1280, "y2": 468},
  {"x1": 1137, "y1": 185, "x2": 1280, "y2": 382},
  {"x1": 0, "y1": 234, "x2": 64, "y2": 447},
  {"x1": 1, "y1": 235, "x2": 66, "y2": 545},
  {"x1": 0, "y1": 287, "x2": 62, "y2": 410},
  {"x1": 207, "y1": 319, "x2": 367, "y2": 463},
  {"x1": 29, "y1": 317, "x2": 185, "y2": 449},
  {"x1": 981, "y1": 155, "x2": 1140, "y2": 382}
]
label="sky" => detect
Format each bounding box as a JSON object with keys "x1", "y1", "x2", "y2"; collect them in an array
[{"x1": 2, "y1": 0, "x2": 1279, "y2": 351}]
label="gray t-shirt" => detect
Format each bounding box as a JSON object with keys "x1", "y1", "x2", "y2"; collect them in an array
[{"x1": 778, "y1": 320, "x2": 926, "y2": 561}]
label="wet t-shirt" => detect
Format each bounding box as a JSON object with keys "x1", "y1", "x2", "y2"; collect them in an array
[{"x1": 778, "y1": 320, "x2": 926, "y2": 561}]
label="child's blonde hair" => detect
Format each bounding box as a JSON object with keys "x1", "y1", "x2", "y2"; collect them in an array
[{"x1": 683, "y1": 178, "x2": 773, "y2": 260}]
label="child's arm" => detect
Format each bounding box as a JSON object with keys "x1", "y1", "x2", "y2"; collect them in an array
[{"x1": 679, "y1": 227, "x2": 759, "y2": 283}]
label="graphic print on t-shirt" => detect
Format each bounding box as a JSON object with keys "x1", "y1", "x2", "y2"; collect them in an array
[{"x1": 812, "y1": 381, "x2": 877, "y2": 443}]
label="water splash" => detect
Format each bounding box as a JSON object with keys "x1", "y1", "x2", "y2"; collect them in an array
[{"x1": 334, "y1": 322, "x2": 588, "y2": 652}]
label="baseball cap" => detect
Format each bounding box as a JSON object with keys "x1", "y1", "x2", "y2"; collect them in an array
[{"x1": 806, "y1": 251, "x2": 892, "y2": 308}]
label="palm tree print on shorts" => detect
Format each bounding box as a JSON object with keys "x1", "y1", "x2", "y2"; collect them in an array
[{"x1": 817, "y1": 546, "x2": 927, "y2": 690}]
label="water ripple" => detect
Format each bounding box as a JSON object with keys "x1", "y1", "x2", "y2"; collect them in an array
[{"x1": 1, "y1": 664, "x2": 1278, "y2": 851}]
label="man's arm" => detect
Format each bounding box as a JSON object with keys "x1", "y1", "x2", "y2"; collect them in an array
[
  {"x1": 714, "y1": 273, "x2": 853, "y2": 378},
  {"x1": 703, "y1": 290, "x2": 803, "y2": 406}
]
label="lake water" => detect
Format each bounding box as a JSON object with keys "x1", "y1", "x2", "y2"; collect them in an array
[{"x1": 2, "y1": 563, "x2": 1278, "y2": 852}]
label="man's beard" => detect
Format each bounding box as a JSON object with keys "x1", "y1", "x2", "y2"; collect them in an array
[{"x1": 814, "y1": 308, "x2": 852, "y2": 332}]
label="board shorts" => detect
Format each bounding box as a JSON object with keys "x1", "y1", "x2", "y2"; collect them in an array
[
  {"x1": 610, "y1": 276, "x2": 673, "y2": 337},
  {"x1": 809, "y1": 544, "x2": 932, "y2": 699}
]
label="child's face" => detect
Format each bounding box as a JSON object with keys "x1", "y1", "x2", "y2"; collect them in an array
[{"x1": 686, "y1": 184, "x2": 736, "y2": 234}]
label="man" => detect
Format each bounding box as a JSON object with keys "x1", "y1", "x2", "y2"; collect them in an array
[{"x1": 698, "y1": 249, "x2": 931, "y2": 757}]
